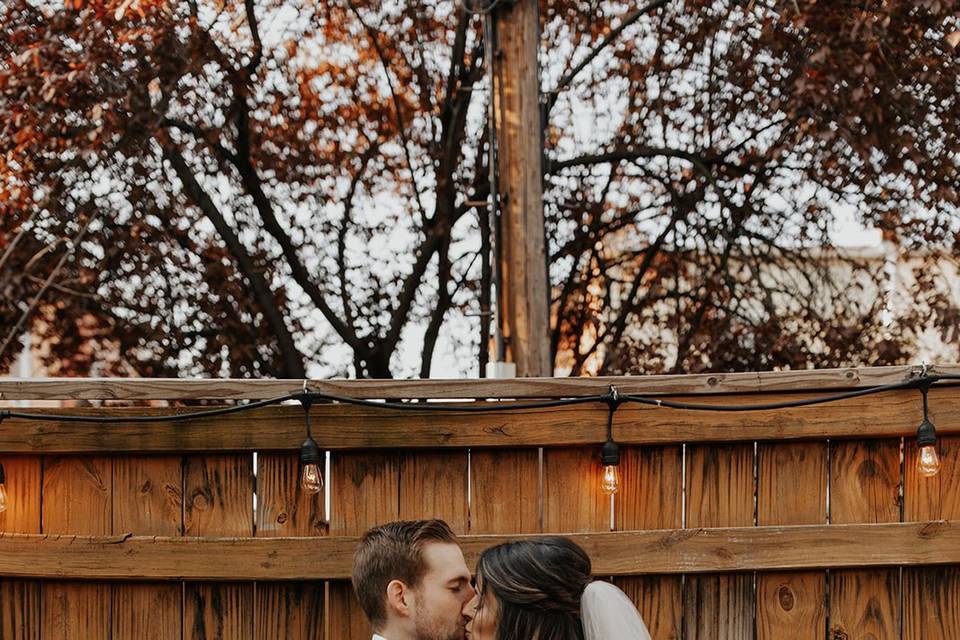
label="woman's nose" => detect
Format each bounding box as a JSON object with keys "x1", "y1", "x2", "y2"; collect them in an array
[{"x1": 462, "y1": 595, "x2": 477, "y2": 620}]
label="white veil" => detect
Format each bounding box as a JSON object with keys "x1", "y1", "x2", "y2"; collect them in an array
[{"x1": 580, "y1": 581, "x2": 653, "y2": 640}]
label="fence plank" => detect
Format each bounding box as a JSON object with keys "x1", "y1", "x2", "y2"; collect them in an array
[
  {"x1": 0, "y1": 580, "x2": 39, "y2": 640},
  {"x1": 328, "y1": 452, "x2": 399, "y2": 640},
  {"x1": 469, "y1": 449, "x2": 539, "y2": 534},
  {"x1": 255, "y1": 452, "x2": 326, "y2": 640},
  {"x1": 11, "y1": 385, "x2": 960, "y2": 453},
  {"x1": 0, "y1": 456, "x2": 40, "y2": 640},
  {"x1": 828, "y1": 439, "x2": 901, "y2": 640},
  {"x1": 398, "y1": 451, "x2": 469, "y2": 533},
  {"x1": 111, "y1": 455, "x2": 183, "y2": 640},
  {"x1": 183, "y1": 454, "x2": 254, "y2": 640},
  {"x1": 684, "y1": 444, "x2": 755, "y2": 640},
  {"x1": 542, "y1": 448, "x2": 608, "y2": 533},
  {"x1": 113, "y1": 456, "x2": 183, "y2": 637},
  {"x1": 756, "y1": 443, "x2": 827, "y2": 640},
  {"x1": 615, "y1": 445, "x2": 683, "y2": 640},
  {"x1": 904, "y1": 435, "x2": 960, "y2": 640},
  {"x1": 41, "y1": 456, "x2": 112, "y2": 640}
]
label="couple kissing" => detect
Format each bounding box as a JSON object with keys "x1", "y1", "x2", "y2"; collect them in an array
[{"x1": 351, "y1": 519, "x2": 652, "y2": 640}]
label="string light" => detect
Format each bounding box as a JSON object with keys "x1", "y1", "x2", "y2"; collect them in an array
[
  {"x1": 601, "y1": 385, "x2": 621, "y2": 495},
  {"x1": 0, "y1": 368, "x2": 956, "y2": 498},
  {"x1": 0, "y1": 462, "x2": 7, "y2": 513},
  {"x1": 298, "y1": 396, "x2": 324, "y2": 495},
  {"x1": 916, "y1": 382, "x2": 941, "y2": 478}
]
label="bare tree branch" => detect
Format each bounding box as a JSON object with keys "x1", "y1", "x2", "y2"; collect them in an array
[
  {"x1": 161, "y1": 144, "x2": 307, "y2": 378},
  {"x1": 547, "y1": 0, "x2": 669, "y2": 111},
  {"x1": 243, "y1": 0, "x2": 263, "y2": 77},
  {"x1": 227, "y1": 91, "x2": 363, "y2": 351}
]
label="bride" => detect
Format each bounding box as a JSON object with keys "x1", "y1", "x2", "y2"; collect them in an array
[{"x1": 463, "y1": 537, "x2": 652, "y2": 640}]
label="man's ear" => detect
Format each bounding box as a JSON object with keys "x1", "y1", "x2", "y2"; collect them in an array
[{"x1": 385, "y1": 579, "x2": 415, "y2": 618}]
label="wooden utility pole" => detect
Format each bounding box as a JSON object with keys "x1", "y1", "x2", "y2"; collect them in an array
[{"x1": 491, "y1": 0, "x2": 551, "y2": 377}]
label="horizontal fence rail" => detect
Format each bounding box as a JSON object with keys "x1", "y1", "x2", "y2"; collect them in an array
[
  {"x1": 1, "y1": 522, "x2": 959, "y2": 581},
  {"x1": 0, "y1": 364, "x2": 954, "y2": 401},
  {"x1": 2, "y1": 385, "x2": 959, "y2": 452}
]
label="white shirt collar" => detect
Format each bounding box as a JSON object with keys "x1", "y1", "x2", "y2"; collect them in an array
[{"x1": 372, "y1": 635, "x2": 389, "y2": 640}]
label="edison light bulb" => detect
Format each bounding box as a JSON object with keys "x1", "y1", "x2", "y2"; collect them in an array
[
  {"x1": 301, "y1": 463, "x2": 323, "y2": 494},
  {"x1": 918, "y1": 445, "x2": 941, "y2": 478},
  {"x1": 299, "y1": 436, "x2": 323, "y2": 495},
  {"x1": 601, "y1": 464, "x2": 620, "y2": 495},
  {"x1": 916, "y1": 418, "x2": 941, "y2": 478}
]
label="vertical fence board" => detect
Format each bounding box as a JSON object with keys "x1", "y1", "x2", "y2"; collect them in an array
[
  {"x1": 615, "y1": 445, "x2": 683, "y2": 640},
  {"x1": 542, "y1": 448, "x2": 607, "y2": 533},
  {"x1": 183, "y1": 454, "x2": 254, "y2": 640},
  {"x1": 904, "y1": 435, "x2": 960, "y2": 639},
  {"x1": 828, "y1": 439, "x2": 901, "y2": 640},
  {"x1": 398, "y1": 451, "x2": 469, "y2": 532},
  {"x1": 684, "y1": 443, "x2": 755, "y2": 640},
  {"x1": 0, "y1": 456, "x2": 41, "y2": 640},
  {"x1": 111, "y1": 455, "x2": 183, "y2": 640},
  {"x1": 328, "y1": 452, "x2": 399, "y2": 640},
  {"x1": 41, "y1": 456, "x2": 112, "y2": 640},
  {"x1": 756, "y1": 442, "x2": 827, "y2": 640},
  {"x1": 470, "y1": 449, "x2": 540, "y2": 534},
  {"x1": 255, "y1": 452, "x2": 326, "y2": 640}
]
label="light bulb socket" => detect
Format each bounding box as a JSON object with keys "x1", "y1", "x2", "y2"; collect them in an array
[
  {"x1": 300, "y1": 437, "x2": 321, "y2": 466},
  {"x1": 917, "y1": 419, "x2": 937, "y2": 447},
  {"x1": 601, "y1": 438, "x2": 620, "y2": 466}
]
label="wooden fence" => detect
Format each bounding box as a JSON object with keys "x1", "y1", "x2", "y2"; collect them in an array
[{"x1": 0, "y1": 365, "x2": 959, "y2": 639}]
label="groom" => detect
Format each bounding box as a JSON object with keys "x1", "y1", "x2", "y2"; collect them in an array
[{"x1": 351, "y1": 519, "x2": 475, "y2": 640}]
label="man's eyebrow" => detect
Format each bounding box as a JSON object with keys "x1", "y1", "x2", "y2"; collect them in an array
[{"x1": 447, "y1": 575, "x2": 469, "y2": 586}]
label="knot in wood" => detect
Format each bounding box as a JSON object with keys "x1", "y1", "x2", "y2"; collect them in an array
[{"x1": 777, "y1": 585, "x2": 795, "y2": 611}]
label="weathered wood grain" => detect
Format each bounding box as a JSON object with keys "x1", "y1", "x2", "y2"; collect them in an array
[
  {"x1": 112, "y1": 455, "x2": 183, "y2": 640},
  {"x1": 0, "y1": 365, "x2": 944, "y2": 400},
  {"x1": 469, "y1": 449, "x2": 540, "y2": 534},
  {"x1": 904, "y1": 435, "x2": 960, "y2": 640},
  {"x1": 684, "y1": 444, "x2": 755, "y2": 640},
  {"x1": 828, "y1": 439, "x2": 901, "y2": 640},
  {"x1": 615, "y1": 446, "x2": 683, "y2": 640},
  {"x1": 327, "y1": 452, "x2": 399, "y2": 640},
  {"x1": 7, "y1": 385, "x2": 960, "y2": 453},
  {"x1": 757, "y1": 442, "x2": 827, "y2": 640},
  {"x1": 41, "y1": 455, "x2": 112, "y2": 640},
  {"x1": 0, "y1": 457, "x2": 40, "y2": 640},
  {"x1": 1, "y1": 522, "x2": 959, "y2": 581},
  {"x1": 183, "y1": 454, "x2": 254, "y2": 640},
  {"x1": 398, "y1": 450, "x2": 469, "y2": 532},
  {"x1": 542, "y1": 448, "x2": 609, "y2": 533},
  {"x1": 255, "y1": 452, "x2": 326, "y2": 640}
]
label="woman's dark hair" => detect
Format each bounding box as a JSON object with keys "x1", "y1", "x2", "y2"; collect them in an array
[{"x1": 475, "y1": 536, "x2": 592, "y2": 640}]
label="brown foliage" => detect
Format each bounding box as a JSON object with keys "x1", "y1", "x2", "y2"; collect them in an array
[{"x1": 0, "y1": 0, "x2": 958, "y2": 378}]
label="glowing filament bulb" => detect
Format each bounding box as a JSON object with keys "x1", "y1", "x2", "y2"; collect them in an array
[
  {"x1": 299, "y1": 436, "x2": 323, "y2": 495},
  {"x1": 301, "y1": 463, "x2": 323, "y2": 494},
  {"x1": 601, "y1": 464, "x2": 620, "y2": 495},
  {"x1": 918, "y1": 445, "x2": 941, "y2": 478}
]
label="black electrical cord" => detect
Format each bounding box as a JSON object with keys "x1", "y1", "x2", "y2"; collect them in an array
[
  {"x1": 0, "y1": 374, "x2": 953, "y2": 425},
  {"x1": 0, "y1": 392, "x2": 301, "y2": 423},
  {"x1": 623, "y1": 377, "x2": 929, "y2": 413}
]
